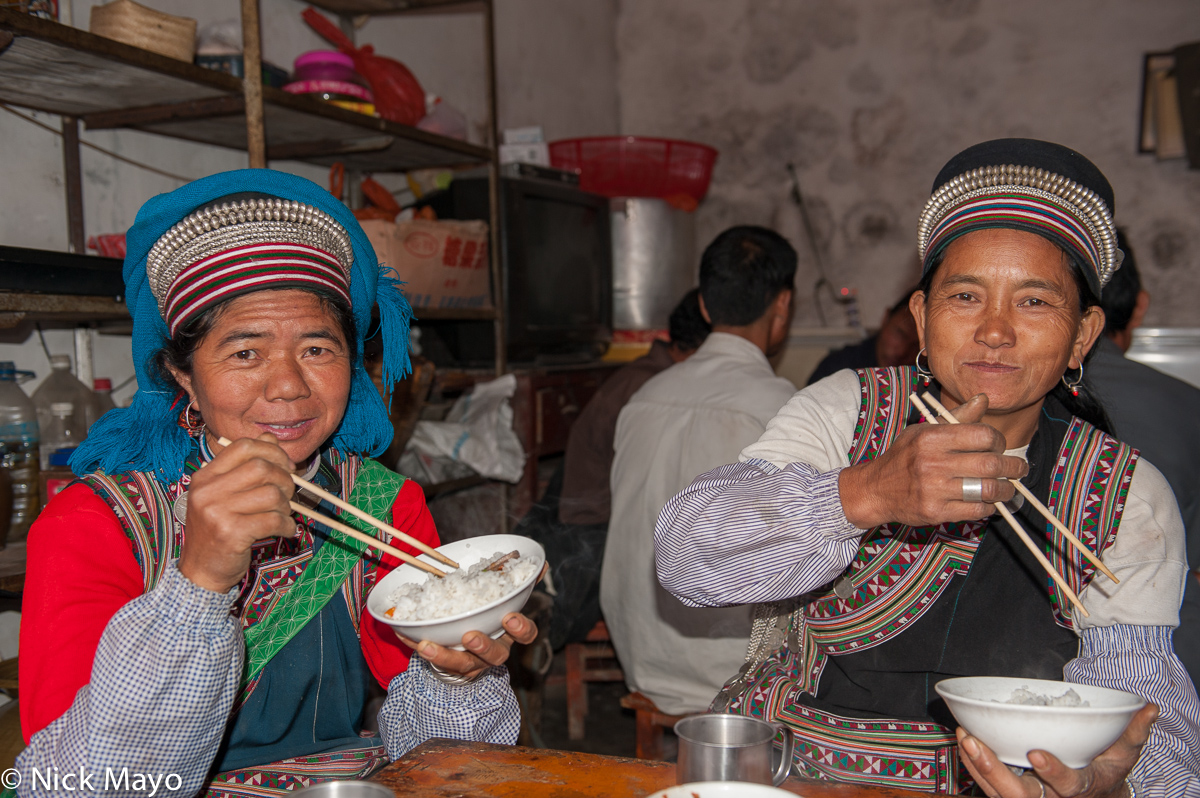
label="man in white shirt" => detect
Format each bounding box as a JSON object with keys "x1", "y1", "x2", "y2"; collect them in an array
[{"x1": 600, "y1": 226, "x2": 799, "y2": 715}]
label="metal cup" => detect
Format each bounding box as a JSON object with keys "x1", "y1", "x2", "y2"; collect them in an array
[
  {"x1": 675, "y1": 714, "x2": 795, "y2": 787},
  {"x1": 291, "y1": 782, "x2": 393, "y2": 798}
]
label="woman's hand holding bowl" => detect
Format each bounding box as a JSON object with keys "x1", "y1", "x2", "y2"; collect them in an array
[
  {"x1": 178, "y1": 434, "x2": 297, "y2": 594},
  {"x1": 394, "y1": 612, "x2": 540, "y2": 681},
  {"x1": 956, "y1": 703, "x2": 1158, "y2": 798},
  {"x1": 839, "y1": 394, "x2": 1030, "y2": 530}
]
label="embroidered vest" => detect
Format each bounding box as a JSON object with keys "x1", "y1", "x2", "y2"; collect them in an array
[
  {"x1": 727, "y1": 367, "x2": 1139, "y2": 792},
  {"x1": 80, "y1": 448, "x2": 394, "y2": 701}
]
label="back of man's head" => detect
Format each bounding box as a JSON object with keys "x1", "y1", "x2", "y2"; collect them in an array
[
  {"x1": 668, "y1": 288, "x2": 711, "y2": 353},
  {"x1": 698, "y1": 226, "x2": 798, "y2": 326},
  {"x1": 1102, "y1": 231, "x2": 1143, "y2": 335}
]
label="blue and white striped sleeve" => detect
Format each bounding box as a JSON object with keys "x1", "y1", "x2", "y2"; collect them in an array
[
  {"x1": 1063, "y1": 625, "x2": 1200, "y2": 796},
  {"x1": 377, "y1": 658, "x2": 520, "y2": 759},
  {"x1": 16, "y1": 562, "x2": 243, "y2": 798},
  {"x1": 654, "y1": 458, "x2": 865, "y2": 608}
]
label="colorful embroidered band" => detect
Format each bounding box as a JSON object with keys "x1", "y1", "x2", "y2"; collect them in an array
[
  {"x1": 163, "y1": 242, "x2": 351, "y2": 335},
  {"x1": 917, "y1": 164, "x2": 1120, "y2": 291},
  {"x1": 146, "y1": 196, "x2": 354, "y2": 333}
]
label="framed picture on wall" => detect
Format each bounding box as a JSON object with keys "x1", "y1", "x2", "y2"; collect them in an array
[{"x1": 1140, "y1": 51, "x2": 1184, "y2": 158}]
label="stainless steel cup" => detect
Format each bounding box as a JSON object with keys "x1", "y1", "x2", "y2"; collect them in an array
[{"x1": 674, "y1": 714, "x2": 795, "y2": 787}]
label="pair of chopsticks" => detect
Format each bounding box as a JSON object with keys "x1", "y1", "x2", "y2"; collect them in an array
[
  {"x1": 214, "y1": 437, "x2": 456, "y2": 579},
  {"x1": 907, "y1": 393, "x2": 1119, "y2": 620}
]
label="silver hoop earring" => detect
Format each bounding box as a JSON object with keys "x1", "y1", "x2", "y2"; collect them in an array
[
  {"x1": 183, "y1": 400, "x2": 204, "y2": 432},
  {"x1": 915, "y1": 347, "x2": 932, "y2": 384},
  {"x1": 1061, "y1": 364, "x2": 1084, "y2": 397}
]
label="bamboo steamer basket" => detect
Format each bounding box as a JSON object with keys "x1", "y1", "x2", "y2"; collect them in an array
[{"x1": 89, "y1": 0, "x2": 197, "y2": 62}]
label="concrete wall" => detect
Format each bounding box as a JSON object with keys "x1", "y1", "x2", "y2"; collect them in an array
[
  {"x1": 616, "y1": 0, "x2": 1200, "y2": 328},
  {"x1": 0, "y1": 0, "x2": 618, "y2": 395}
]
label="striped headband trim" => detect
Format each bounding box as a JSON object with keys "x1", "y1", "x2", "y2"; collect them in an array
[
  {"x1": 925, "y1": 191, "x2": 1101, "y2": 275},
  {"x1": 164, "y1": 242, "x2": 351, "y2": 335},
  {"x1": 917, "y1": 164, "x2": 1120, "y2": 289},
  {"x1": 146, "y1": 197, "x2": 354, "y2": 319}
]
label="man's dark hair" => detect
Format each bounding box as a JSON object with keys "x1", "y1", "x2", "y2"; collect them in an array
[
  {"x1": 698, "y1": 226, "x2": 797, "y2": 326},
  {"x1": 888, "y1": 286, "x2": 922, "y2": 316},
  {"x1": 668, "y1": 288, "x2": 710, "y2": 352},
  {"x1": 1101, "y1": 230, "x2": 1142, "y2": 335}
]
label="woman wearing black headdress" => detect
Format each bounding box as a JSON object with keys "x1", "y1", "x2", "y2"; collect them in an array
[{"x1": 657, "y1": 140, "x2": 1198, "y2": 796}]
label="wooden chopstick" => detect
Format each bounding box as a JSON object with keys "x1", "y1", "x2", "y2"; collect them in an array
[
  {"x1": 909, "y1": 393, "x2": 1089, "y2": 618},
  {"x1": 288, "y1": 501, "x2": 448, "y2": 579},
  {"x1": 215, "y1": 436, "x2": 459, "y2": 570},
  {"x1": 919, "y1": 393, "x2": 1119, "y2": 585}
]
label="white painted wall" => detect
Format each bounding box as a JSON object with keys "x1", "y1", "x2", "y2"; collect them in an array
[{"x1": 615, "y1": 0, "x2": 1200, "y2": 329}]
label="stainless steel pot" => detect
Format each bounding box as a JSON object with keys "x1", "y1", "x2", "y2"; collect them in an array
[{"x1": 610, "y1": 198, "x2": 697, "y2": 330}]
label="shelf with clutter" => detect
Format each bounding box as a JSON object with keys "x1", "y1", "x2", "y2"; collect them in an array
[{"x1": 0, "y1": 3, "x2": 503, "y2": 339}]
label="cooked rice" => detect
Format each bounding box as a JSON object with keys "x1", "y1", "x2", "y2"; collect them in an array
[
  {"x1": 1002, "y1": 686, "x2": 1089, "y2": 707},
  {"x1": 385, "y1": 551, "x2": 540, "y2": 621}
]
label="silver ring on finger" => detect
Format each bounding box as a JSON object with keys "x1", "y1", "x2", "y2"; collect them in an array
[
  {"x1": 962, "y1": 476, "x2": 984, "y2": 503},
  {"x1": 1036, "y1": 778, "x2": 1046, "y2": 798}
]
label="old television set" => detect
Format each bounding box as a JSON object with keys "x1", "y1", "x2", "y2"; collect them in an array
[{"x1": 418, "y1": 173, "x2": 612, "y2": 366}]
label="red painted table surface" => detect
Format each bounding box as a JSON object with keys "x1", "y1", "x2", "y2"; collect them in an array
[{"x1": 373, "y1": 739, "x2": 927, "y2": 798}]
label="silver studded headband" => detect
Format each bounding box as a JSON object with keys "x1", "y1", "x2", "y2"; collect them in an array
[
  {"x1": 916, "y1": 165, "x2": 1121, "y2": 291},
  {"x1": 146, "y1": 197, "x2": 355, "y2": 320}
]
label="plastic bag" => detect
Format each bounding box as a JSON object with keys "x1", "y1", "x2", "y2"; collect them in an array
[
  {"x1": 417, "y1": 95, "x2": 467, "y2": 141},
  {"x1": 400, "y1": 374, "x2": 525, "y2": 484},
  {"x1": 302, "y1": 8, "x2": 425, "y2": 126}
]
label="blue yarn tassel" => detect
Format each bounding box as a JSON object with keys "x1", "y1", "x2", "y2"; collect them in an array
[{"x1": 375, "y1": 262, "x2": 414, "y2": 393}]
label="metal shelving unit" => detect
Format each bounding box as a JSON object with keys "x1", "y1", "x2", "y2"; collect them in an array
[{"x1": 0, "y1": 2, "x2": 507, "y2": 372}]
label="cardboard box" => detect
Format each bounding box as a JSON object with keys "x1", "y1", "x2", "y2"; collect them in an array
[{"x1": 361, "y1": 219, "x2": 492, "y2": 311}]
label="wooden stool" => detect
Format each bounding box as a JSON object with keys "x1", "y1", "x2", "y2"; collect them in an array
[
  {"x1": 564, "y1": 620, "x2": 624, "y2": 740},
  {"x1": 619, "y1": 692, "x2": 686, "y2": 761}
]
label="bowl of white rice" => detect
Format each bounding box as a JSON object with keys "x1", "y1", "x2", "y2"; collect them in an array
[
  {"x1": 935, "y1": 676, "x2": 1145, "y2": 768},
  {"x1": 366, "y1": 534, "x2": 545, "y2": 649}
]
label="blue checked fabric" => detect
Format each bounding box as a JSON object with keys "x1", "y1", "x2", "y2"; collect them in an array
[{"x1": 16, "y1": 563, "x2": 520, "y2": 798}]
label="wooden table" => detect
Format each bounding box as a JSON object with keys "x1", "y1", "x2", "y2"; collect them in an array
[{"x1": 374, "y1": 739, "x2": 927, "y2": 798}]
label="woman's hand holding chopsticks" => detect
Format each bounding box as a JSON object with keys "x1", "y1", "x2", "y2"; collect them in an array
[
  {"x1": 178, "y1": 434, "x2": 299, "y2": 594},
  {"x1": 838, "y1": 393, "x2": 1030, "y2": 530},
  {"x1": 213, "y1": 435, "x2": 457, "y2": 578}
]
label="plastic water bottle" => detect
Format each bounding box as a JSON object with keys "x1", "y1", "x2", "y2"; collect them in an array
[
  {"x1": 32, "y1": 354, "x2": 92, "y2": 441},
  {"x1": 0, "y1": 362, "x2": 39, "y2": 542},
  {"x1": 40, "y1": 402, "x2": 78, "y2": 470},
  {"x1": 86, "y1": 377, "x2": 117, "y2": 431}
]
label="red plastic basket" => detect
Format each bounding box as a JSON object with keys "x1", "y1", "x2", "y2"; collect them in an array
[{"x1": 549, "y1": 136, "x2": 718, "y2": 206}]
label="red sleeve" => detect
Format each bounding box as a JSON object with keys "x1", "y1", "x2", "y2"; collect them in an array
[
  {"x1": 360, "y1": 479, "x2": 441, "y2": 688},
  {"x1": 19, "y1": 483, "x2": 145, "y2": 742}
]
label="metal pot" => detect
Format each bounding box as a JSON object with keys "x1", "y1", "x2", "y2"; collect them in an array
[{"x1": 610, "y1": 198, "x2": 697, "y2": 331}]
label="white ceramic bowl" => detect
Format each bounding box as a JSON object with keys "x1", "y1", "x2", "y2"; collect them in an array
[
  {"x1": 935, "y1": 676, "x2": 1145, "y2": 768},
  {"x1": 642, "y1": 783, "x2": 794, "y2": 798},
  {"x1": 366, "y1": 533, "x2": 544, "y2": 649}
]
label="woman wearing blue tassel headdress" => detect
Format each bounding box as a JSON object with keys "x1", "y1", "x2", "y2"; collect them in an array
[{"x1": 15, "y1": 170, "x2": 535, "y2": 798}]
